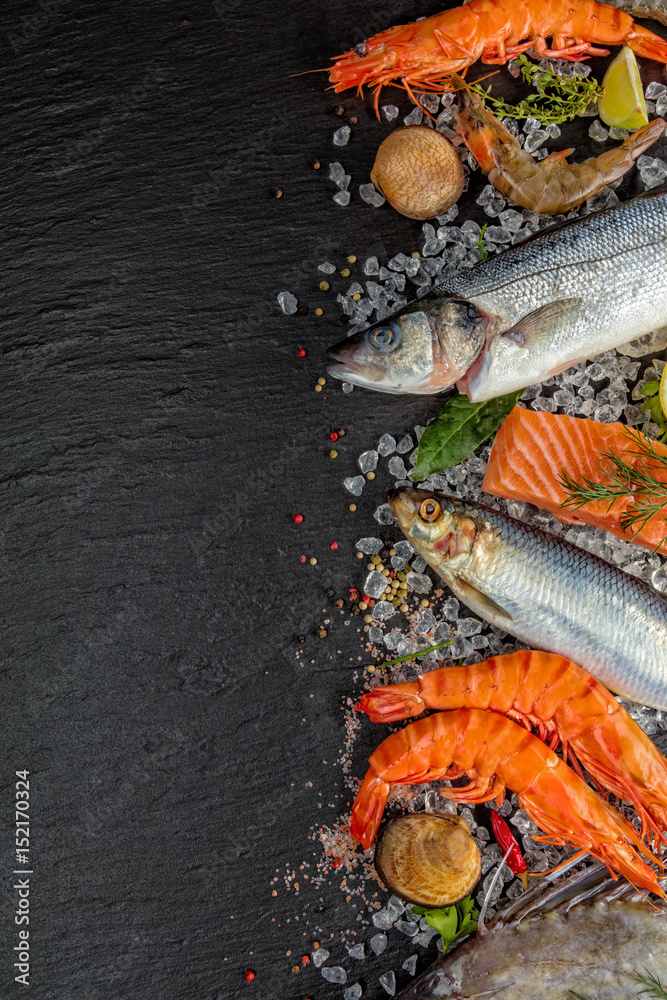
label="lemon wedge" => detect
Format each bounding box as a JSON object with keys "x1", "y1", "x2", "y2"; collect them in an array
[
  {"x1": 598, "y1": 47, "x2": 649, "y2": 130},
  {"x1": 659, "y1": 361, "x2": 667, "y2": 420}
]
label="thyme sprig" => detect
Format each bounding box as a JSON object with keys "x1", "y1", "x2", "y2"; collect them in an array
[
  {"x1": 469, "y1": 54, "x2": 602, "y2": 125},
  {"x1": 558, "y1": 427, "x2": 667, "y2": 548}
]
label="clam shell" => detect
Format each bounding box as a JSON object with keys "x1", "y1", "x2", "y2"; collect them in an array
[
  {"x1": 375, "y1": 813, "x2": 481, "y2": 907},
  {"x1": 370, "y1": 126, "x2": 464, "y2": 221}
]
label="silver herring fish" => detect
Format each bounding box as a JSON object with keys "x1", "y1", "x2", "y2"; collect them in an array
[
  {"x1": 327, "y1": 188, "x2": 667, "y2": 402},
  {"x1": 389, "y1": 487, "x2": 667, "y2": 709}
]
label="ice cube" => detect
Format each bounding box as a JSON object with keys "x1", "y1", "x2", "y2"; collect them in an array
[
  {"x1": 383, "y1": 104, "x2": 399, "y2": 120},
  {"x1": 402, "y1": 954, "x2": 418, "y2": 976},
  {"x1": 379, "y1": 971, "x2": 397, "y2": 996},
  {"x1": 334, "y1": 190, "x2": 351, "y2": 206},
  {"x1": 347, "y1": 943, "x2": 365, "y2": 959},
  {"x1": 374, "y1": 503, "x2": 395, "y2": 525},
  {"x1": 334, "y1": 125, "x2": 351, "y2": 146},
  {"x1": 356, "y1": 537, "x2": 383, "y2": 554},
  {"x1": 344, "y1": 985, "x2": 363, "y2": 1000},
  {"x1": 646, "y1": 81, "x2": 667, "y2": 100},
  {"x1": 329, "y1": 161, "x2": 346, "y2": 184},
  {"x1": 416, "y1": 610, "x2": 437, "y2": 634},
  {"x1": 277, "y1": 291, "x2": 298, "y2": 315},
  {"x1": 318, "y1": 261, "x2": 336, "y2": 273},
  {"x1": 359, "y1": 183, "x2": 385, "y2": 207},
  {"x1": 389, "y1": 456, "x2": 408, "y2": 479},
  {"x1": 457, "y1": 617, "x2": 482, "y2": 636},
  {"x1": 364, "y1": 256, "x2": 380, "y2": 276},
  {"x1": 396, "y1": 919, "x2": 420, "y2": 937},
  {"x1": 406, "y1": 572, "x2": 432, "y2": 593},
  {"x1": 322, "y1": 966, "x2": 348, "y2": 984},
  {"x1": 404, "y1": 106, "x2": 423, "y2": 126},
  {"x1": 344, "y1": 476, "x2": 365, "y2": 496},
  {"x1": 373, "y1": 601, "x2": 396, "y2": 620},
  {"x1": 312, "y1": 947, "x2": 330, "y2": 967},
  {"x1": 523, "y1": 117, "x2": 540, "y2": 133},
  {"x1": 443, "y1": 596, "x2": 460, "y2": 620},
  {"x1": 588, "y1": 119, "x2": 609, "y2": 143},
  {"x1": 419, "y1": 93, "x2": 441, "y2": 113},
  {"x1": 358, "y1": 450, "x2": 379, "y2": 473},
  {"x1": 368, "y1": 626, "x2": 384, "y2": 644},
  {"x1": 395, "y1": 540, "x2": 415, "y2": 559},
  {"x1": 364, "y1": 571, "x2": 389, "y2": 599}
]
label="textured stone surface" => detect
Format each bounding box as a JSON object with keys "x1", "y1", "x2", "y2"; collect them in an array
[{"x1": 3, "y1": 3, "x2": 666, "y2": 999}]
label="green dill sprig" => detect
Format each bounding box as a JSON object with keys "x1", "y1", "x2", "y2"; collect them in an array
[
  {"x1": 469, "y1": 54, "x2": 602, "y2": 125},
  {"x1": 557, "y1": 427, "x2": 667, "y2": 549},
  {"x1": 632, "y1": 969, "x2": 667, "y2": 999},
  {"x1": 570, "y1": 970, "x2": 667, "y2": 1000}
]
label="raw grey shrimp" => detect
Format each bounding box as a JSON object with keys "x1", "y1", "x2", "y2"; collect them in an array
[{"x1": 453, "y1": 77, "x2": 666, "y2": 214}]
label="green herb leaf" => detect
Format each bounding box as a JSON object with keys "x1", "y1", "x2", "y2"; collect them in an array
[
  {"x1": 640, "y1": 380, "x2": 660, "y2": 397},
  {"x1": 478, "y1": 223, "x2": 488, "y2": 262},
  {"x1": 631, "y1": 969, "x2": 667, "y2": 999},
  {"x1": 411, "y1": 897, "x2": 478, "y2": 952},
  {"x1": 380, "y1": 639, "x2": 453, "y2": 668},
  {"x1": 469, "y1": 54, "x2": 602, "y2": 126},
  {"x1": 413, "y1": 391, "x2": 523, "y2": 481},
  {"x1": 641, "y1": 394, "x2": 665, "y2": 428}
]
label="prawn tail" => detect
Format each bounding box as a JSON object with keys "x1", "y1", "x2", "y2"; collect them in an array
[
  {"x1": 349, "y1": 769, "x2": 389, "y2": 849},
  {"x1": 622, "y1": 117, "x2": 667, "y2": 158},
  {"x1": 357, "y1": 683, "x2": 424, "y2": 722},
  {"x1": 596, "y1": 841, "x2": 665, "y2": 899},
  {"x1": 627, "y1": 24, "x2": 667, "y2": 63}
]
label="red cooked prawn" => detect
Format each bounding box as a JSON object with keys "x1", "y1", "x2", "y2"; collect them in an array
[
  {"x1": 329, "y1": 0, "x2": 667, "y2": 114},
  {"x1": 351, "y1": 708, "x2": 665, "y2": 897},
  {"x1": 358, "y1": 650, "x2": 667, "y2": 849}
]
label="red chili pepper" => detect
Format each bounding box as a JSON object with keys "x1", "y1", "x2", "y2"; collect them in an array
[
  {"x1": 300, "y1": 555, "x2": 307, "y2": 563},
  {"x1": 491, "y1": 811, "x2": 528, "y2": 890},
  {"x1": 301, "y1": 955, "x2": 310, "y2": 965},
  {"x1": 244, "y1": 969, "x2": 255, "y2": 982},
  {"x1": 292, "y1": 513, "x2": 304, "y2": 523},
  {"x1": 329, "y1": 431, "x2": 338, "y2": 441},
  {"x1": 298, "y1": 348, "x2": 307, "y2": 357},
  {"x1": 331, "y1": 856, "x2": 342, "y2": 868},
  {"x1": 349, "y1": 588, "x2": 360, "y2": 601},
  {"x1": 330, "y1": 541, "x2": 338, "y2": 550}
]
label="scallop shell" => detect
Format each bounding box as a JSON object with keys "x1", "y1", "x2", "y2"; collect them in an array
[
  {"x1": 375, "y1": 813, "x2": 481, "y2": 907},
  {"x1": 370, "y1": 126, "x2": 465, "y2": 220}
]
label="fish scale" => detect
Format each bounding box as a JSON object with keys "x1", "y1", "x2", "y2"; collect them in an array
[
  {"x1": 390, "y1": 489, "x2": 667, "y2": 709},
  {"x1": 444, "y1": 188, "x2": 667, "y2": 399}
]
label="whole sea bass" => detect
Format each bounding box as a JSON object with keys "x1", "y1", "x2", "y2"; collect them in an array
[
  {"x1": 389, "y1": 487, "x2": 667, "y2": 709},
  {"x1": 327, "y1": 188, "x2": 667, "y2": 402},
  {"x1": 397, "y1": 862, "x2": 667, "y2": 1000}
]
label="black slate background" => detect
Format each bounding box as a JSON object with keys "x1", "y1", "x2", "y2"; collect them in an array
[{"x1": 1, "y1": 2, "x2": 666, "y2": 998}]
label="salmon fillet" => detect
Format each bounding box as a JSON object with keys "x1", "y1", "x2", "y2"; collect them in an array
[{"x1": 482, "y1": 406, "x2": 667, "y2": 554}]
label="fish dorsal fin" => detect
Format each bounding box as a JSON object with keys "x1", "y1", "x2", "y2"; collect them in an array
[
  {"x1": 502, "y1": 298, "x2": 583, "y2": 348},
  {"x1": 454, "y1": 576, "x2": 513, "y2": 624}
]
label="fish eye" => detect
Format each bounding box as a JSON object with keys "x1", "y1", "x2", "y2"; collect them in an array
[
  {"x1": 366, "y1": 325, "x2": 400, "y2": 353},
  {"x1": 419, "y1": 498, "x2": 442, "y2": 522}
]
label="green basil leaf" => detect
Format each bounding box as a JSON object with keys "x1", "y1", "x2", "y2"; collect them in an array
[{"x1": 412, "y1": 391, "x2": 524, "y2": 481}]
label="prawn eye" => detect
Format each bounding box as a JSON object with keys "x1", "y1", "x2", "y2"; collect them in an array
[
  {"x1": 367, "y1": 325, "x2": 400, "y2": 353},
  {"x1": 420, "y1": 498, "x2": 442, "y2": 522}
]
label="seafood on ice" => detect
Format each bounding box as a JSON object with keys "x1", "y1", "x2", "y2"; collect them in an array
[
  {"x1": 396, "y1": 862, "x2": 667, "y2": 999},
  {"x1": 350, "y1": 708, "x2": 664, "y2": 895},
  {"x1": 328, "y1": 0, "x2": 667, "y2": 113},
  {"x1": 483, "y1": 405, "x2": 667, "y2": 553},
  {"x1": 327, "y1": 189, "x2": 667, "y2": 401},
  {"x1": 452, "y1": 75, "x2": 666, "y2": 214},
  {"x1": 388, "y1": 487, "x2": 667, "y2": 709},
  {"x1": 359, "y1": 649, "x2": 667, "y2": 846}
]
